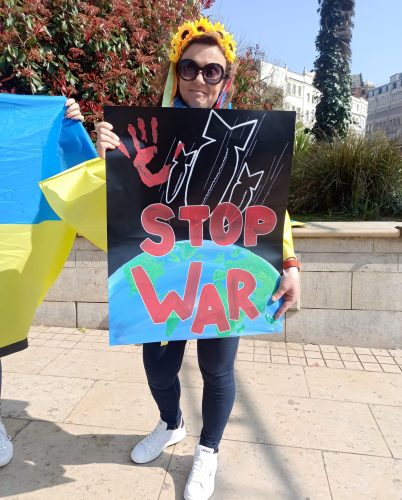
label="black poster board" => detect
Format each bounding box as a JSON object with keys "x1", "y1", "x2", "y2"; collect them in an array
[{"x1": 105, "y1": 107, "x2": 295, "y2": 344}]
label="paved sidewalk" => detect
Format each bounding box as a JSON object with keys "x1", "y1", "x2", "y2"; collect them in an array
[{"x1": 1, "y1": 327, "x2": 402, "y2": 499}]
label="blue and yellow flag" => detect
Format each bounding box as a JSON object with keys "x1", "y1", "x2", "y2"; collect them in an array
[
  {"x1": 40, "y1": 157, "x2": 107, "y2": 252},
  {"x1": 0, "y1": 94, "x2": 97, "y2": 356}
]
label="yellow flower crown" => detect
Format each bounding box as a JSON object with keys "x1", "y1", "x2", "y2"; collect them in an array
[{"x1": 169, "y1": 17, "x2": 237, "y2": 64}]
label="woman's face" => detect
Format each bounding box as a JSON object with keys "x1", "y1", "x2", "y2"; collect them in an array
[{"x1": 178, "y1": 43, "x2": 228, "y2": 109}]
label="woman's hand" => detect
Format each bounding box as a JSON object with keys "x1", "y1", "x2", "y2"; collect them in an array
[
  {"x1": 271, "y1": 266, "x2": 300, "y2": 319},
  {"x1": 64, "y1": 98, "x2": 84, "y2": 122},
  {"x1": 95, "y1": 121, "x2": 120, "y2": 158}
]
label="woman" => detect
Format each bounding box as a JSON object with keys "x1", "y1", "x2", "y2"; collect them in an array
[
  {"x1": 0, "y1": 98, "x2": 84, "y2": 468},
  {"x1": 96, "y1": 18, "x2": 299, "y2": 500}
]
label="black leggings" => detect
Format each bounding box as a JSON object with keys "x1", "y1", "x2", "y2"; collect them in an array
[{"x1": 143, "y1": 337, "x2": 239, "y2": 450}]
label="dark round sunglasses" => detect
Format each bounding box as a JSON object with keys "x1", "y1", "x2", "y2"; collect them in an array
[{"x1": 177, "y1": 59, "x2": 228, "y2": 85}]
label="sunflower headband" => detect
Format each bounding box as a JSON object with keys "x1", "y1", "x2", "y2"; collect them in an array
[
  {"x1": 162, "y1": 17, "x2": 236, "y2": 108},
  {"x1": 169, "y1": 17, "x2": 237, "y2": 64}
]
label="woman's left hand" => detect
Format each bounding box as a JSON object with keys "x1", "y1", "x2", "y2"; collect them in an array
[
  {"x1": 64, "y1": 98, "x2": 84, "y2": 122},
  {"x1": 271, "y1": 266, "x2": 300, "y2": 319}
]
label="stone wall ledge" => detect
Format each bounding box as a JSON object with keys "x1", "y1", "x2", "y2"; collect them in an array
[
  {"x1": 34, "y1": 222, "x2": 402, "y2": 348},
  {"x1": 293, "y1": 221, "x2": 401, "y2": 238}
]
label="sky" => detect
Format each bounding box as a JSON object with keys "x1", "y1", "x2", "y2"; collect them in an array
[{"x1": 204, "y1": 0, "x2": 401, "y2": 87}]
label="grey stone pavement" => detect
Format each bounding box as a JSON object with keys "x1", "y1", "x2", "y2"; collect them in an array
[{"x1": 1, "y1": 326, "x2": 402, "y2": 499}]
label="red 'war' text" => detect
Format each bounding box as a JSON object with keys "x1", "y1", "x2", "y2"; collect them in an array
[{"x1": 130, "y1": 264, "x2": 259, "y2": 335}]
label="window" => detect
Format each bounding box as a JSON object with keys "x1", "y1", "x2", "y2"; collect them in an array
[
  {"x1": 305, "y1": 110, "x2": 310, "y2": 121},
  {"x1": 307, "y1": 93, "x2": 310, "y2": 103},
  {"x1": 292, "y1": 84, "x2": 296, "y2": 95},
  {"x1": 287, "y1": 82, "x2": 291, "y2": 94},
  {"x1": 298, "y1": 86, "x2": 302, "y2": 96}
]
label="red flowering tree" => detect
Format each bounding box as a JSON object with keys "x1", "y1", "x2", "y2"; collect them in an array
[
  {"x1": 1, "y1": 0, "x2": 274, "y2": 129},
  {"x1": 232, "y1": 45, "x2": 284, "y2": 110},
  {"x1": 0, "y1": 0, "x2": 213, "y2": 127}
]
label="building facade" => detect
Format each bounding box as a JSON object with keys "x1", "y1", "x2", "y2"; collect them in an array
[
  {"x1": 350, "y1": 96, "x2": 368, "y2": 135},
  {"x1": 259, "y1": 61, "x2": 368, "y2": 135},
  {"x1": 351, "y1": 73, "x2": 375, "y2": 99},
  {"x1": 366, "y1": 73, "x2": 402, "y2": 146}
]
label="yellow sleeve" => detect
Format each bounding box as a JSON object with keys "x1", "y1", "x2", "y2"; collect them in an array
[{"x1": 283, "y1": 210, "x2": 296, "y2": 261}]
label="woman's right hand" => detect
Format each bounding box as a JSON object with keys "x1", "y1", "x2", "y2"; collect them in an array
[{"x1": 95, "y1": 122, "x2": 121, "y2": 158}]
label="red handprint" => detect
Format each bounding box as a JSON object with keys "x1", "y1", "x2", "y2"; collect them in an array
[{"x1": 118, "y1": 117, "x2": 184, "y2": 188}]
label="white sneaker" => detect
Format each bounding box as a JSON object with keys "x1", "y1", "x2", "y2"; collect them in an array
[
  {"x1": 0, "y1": 422, "x2": 13, "y2": 467},
  {"x1": 184, "y1": 444, "x2": 218, "y2": 500},
  {"x1": 131, "y1": 418, "x2": 186, "y2": 464}
]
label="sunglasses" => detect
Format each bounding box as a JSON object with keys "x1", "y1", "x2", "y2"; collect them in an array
[{"x1": 177, "y1": 59, "x2": 228, "y2": 85}]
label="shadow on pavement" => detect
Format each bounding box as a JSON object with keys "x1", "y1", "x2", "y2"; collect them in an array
[
  {"x1": 235, "y1": 376, "x2": 305, "y2": 499},
  {"x1": 0, "y1": 399, "x2": 191, "y2": 498}
]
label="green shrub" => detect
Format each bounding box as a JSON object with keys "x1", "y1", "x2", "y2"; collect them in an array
[
  {"x1": 293, "y1": 121, "x2": 313, "y2": 162},
  {"x1": 289, "y1": 132, "x2": 402, "y2": 218},
  {"x1": 0, "y1": 0, "x2": 212, "y2": 128},
  {"x1": 0, "y1": 0, "x2": 273, "y2": 132}
]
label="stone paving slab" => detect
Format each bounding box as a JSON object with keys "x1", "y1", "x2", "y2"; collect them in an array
[
  {"x1": 2, "y1": 373, "x2": 94, "y2": 422},
  {"x1": 1, "y1": 326, "x2": 402, "y2": 499},
  {"x1": 228, "y1": 391, "x2": 390, "y2": 456},
  {"x1": 0, "y1": 421, "x2": 170, "y2": 500},
  {"x1": 2, "y1": 347, "x2": 63, "y2": 375},
  {"x1": 161, "y1": 436, "x2": 332, "y2": 500},
  {"x1": 40, "y1": 348, "x2": 147, "y2": 384},
  {"x1": 235, "y1": 361, "x2": 310, "y2": 398},
  {"x1": 305, "y1": 367, "x2": 402, "y2": 406},
  {"x1": 324, "y1": 451, "x2": 402, "y2": 500},
  {"x1": 67, "y1": 380, "x2": 159, "y2": 432},
  {"x1": 370, "y1": 405, "x2": 402, "y2": 459}
]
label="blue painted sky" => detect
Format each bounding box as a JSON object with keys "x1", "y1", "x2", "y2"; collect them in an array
[{"x1": 204, "y1": 0, "x2": 401, "y2": 86}]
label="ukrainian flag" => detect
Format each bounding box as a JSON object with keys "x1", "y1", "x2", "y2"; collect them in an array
[
  {"x1": 0, "y1": 94, "x2": 97, "y2": 356},
  {"x1": 40, "y1": 157, "x2": 107, "y2": 252}
]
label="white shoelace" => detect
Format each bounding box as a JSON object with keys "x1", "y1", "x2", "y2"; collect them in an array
[{"x1": 140, "y1": 421, "x2": 170, "y2": 454}]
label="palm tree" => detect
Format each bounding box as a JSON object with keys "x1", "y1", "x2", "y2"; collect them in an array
[{"x1": 312, "y1": 0, "x2": 356, "y2": 140}]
